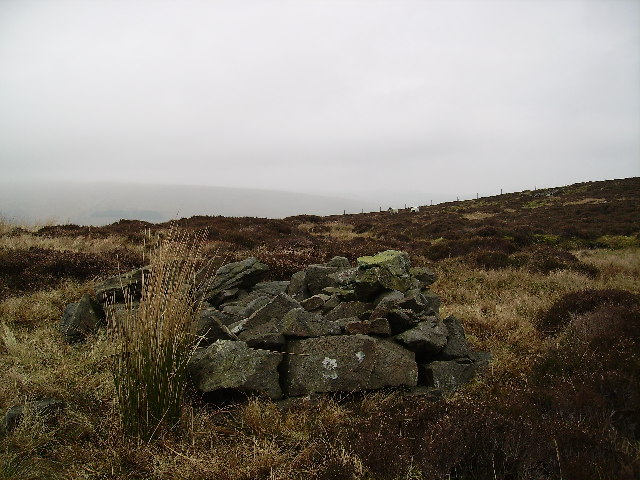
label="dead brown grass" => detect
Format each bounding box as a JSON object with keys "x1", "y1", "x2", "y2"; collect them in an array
[{"x1": 0, "y1": 185, "x2": 638, "y2": 480}]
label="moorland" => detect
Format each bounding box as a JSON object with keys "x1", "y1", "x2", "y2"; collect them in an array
[{"x1": 0, "y1": 177, "x2": 639, "y2": 479}]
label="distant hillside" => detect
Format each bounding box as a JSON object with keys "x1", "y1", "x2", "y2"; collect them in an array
[
  {"x1": 21, "y1": 177, "x2": 639, "y2": 283},
  {"x1": 0, "y1": 181, "x2": 383, "y2": 225}
]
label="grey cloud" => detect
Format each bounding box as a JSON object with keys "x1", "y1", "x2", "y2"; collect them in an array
[{"x1": 0, "y1": 0, "x2": 638, "y2": 206}]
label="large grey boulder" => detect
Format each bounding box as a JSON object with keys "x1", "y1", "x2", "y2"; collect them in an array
[
  {"x1": 305, "y1": 265, "x2": 342, "y2": 296},
  {"x1": 353, "y1": 251, "x2": 415, "y2": 300},
  {"x1": 421, "y1": 358, "x2": 482, "y2": 391},
  {"x1": 395, "y1": 316, "x2": 448, "y2": 358},
  {"x1": 188, "y1": 340, "x2": 283, "y2": 399},
  {"x1": 283, "y1": 334, "x2": 417, "y2": 396},
  {"x1": 95, "y1": 268, "x2": 147, "y2": 304},
  {"x1": 196, "y1": 257, "x2": 269, "y2": 305},
  {"x1": 60, "y1": 294, "x2": 105, "y2": 343},
  {"x1": 440, "y1": 316, "x2": 470, "y2": 360}
]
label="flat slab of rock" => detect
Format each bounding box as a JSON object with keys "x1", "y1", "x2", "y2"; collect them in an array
[
  {"x1": 252, "y1": 281, "x2": 290, "y2": 296},
  {"x1": 196, "y1": 308, "x2": 238, "y2": 346},
  {"x1": 95, "y1": 268, "x2": 147, "y2": 303},
  {"x1": 242, "y1": 293, "x2": 301, "y2": 331},
  {"x1": 421, "y1": 359, "x2": 481, "y2": 391},
  {"x1": 440, "y1": 316, "x2": 470, "y2": 360},
  {"x1": 196, "y1": 257, "x2": 269, "y2": 305},
  {"x1": 283, "y1": 334, "x2": 417, "y2": 396},
  {"x1": 189, "y1": 340, "x2": 283, "y2": 399}
]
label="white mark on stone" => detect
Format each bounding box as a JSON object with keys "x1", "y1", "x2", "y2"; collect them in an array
[
  {"x1": 322, "y1": 357, "x2": 338, "y2": 380},
  {"x1": 355, "y1": 351, "x2": 365, "y2": 363}
]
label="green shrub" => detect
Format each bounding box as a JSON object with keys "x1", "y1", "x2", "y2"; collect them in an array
[
  {"x1": 595, "y1": 235, "x2": 640, "y2": 249},
  {"x1": 110, "y1": 227, "x2": 205, "y2": 442}
]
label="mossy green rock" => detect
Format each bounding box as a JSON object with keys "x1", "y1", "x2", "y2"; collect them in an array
[
  {"x1": 354, "y1": 266, "x2": 414, "y2": 299},
  {"x1": 357, "y1": 250, "x2": 411, "y2": 276}
]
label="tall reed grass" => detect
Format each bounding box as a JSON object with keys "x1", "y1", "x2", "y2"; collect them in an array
[{"x1": 110, "y1": 227, "x2": 205, "y2": 442}]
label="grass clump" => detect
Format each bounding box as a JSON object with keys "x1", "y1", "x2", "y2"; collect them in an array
[{"x1": 110, "y1": 227, "x2": 205, "y2": 442}]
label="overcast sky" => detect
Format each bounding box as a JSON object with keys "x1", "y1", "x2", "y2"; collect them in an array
[{"x1": 1, "y1": 0, "x2": 638, "y2": 202}]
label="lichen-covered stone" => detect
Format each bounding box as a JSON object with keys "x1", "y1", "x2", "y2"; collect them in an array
[
  {"x1": 188, "y1": 340, "x2": 283, "y2": 399},
  {"x1": 357, "y1": 250, "x2": 411, "y2": 276},
  {"x1": 283, "y1": 335, "x2": 417, "y2": 396}
]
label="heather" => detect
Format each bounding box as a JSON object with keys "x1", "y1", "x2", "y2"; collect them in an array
[{"x1": 0, "y1": 178, "x2": 638, "y2": 479}]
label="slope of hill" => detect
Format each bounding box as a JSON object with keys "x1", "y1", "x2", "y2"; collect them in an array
[
  {"x1": 0, "y1": 177, "x2": 638, "y2": 479},
  {"x1": 0, "y1": 181, "x2": 382, "y2": 225}
]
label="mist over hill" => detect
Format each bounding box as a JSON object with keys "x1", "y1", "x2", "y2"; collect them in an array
[{"x1": 0, "y1": 181, "x2": 404, "y2": 225}]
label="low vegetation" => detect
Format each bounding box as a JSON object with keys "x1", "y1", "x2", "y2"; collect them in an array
[{"x1": 0, "y1": 178, "x2": 638, "y2": 479}]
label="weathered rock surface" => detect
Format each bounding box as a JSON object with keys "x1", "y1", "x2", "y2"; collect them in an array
[
  {"x1": 395, "y1": 317, "x2": 448, "y2": 358},
  {"x1": 188, "y1": 340, "x2": 283, "y2": 399},
  {"x1": 68, "y1": 249, "x2": 491, "y2": 401},
  {"x1": 440, "y1": 316, "x2": 470, "y2": 360},
  {"x1": 242, "y1": 293, "x2": 301, "y2": 331},
  {"x1": 196, "y1": 308, "x2": 238, "y2": 346},
  {"x1": 60, "y1": 294, "x2": 105, "y2": 343},
  {"x1": 196, "y1": 257, "x2": 269, "y2": 305},
  {"x1": 283, "y1": 335, "x2": 417, "y2": 396},
  {"x1": 95, "y1": 268, "x2": 147, "y2": 303},
  {"x1": 324, "y1": 301, "x2": 372, "y2": 322}
]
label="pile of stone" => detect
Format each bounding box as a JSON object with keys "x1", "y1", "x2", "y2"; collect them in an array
[{"x1": 60, "y1": 250, "x2": 490, "y2": 400}]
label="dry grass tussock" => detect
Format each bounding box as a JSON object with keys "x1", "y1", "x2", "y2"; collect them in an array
[
  {"x1": 432, "y1": 248, "x2": 640, "y2": 379},
  {"x1": 461, "y1": 212, "x2": 496, "y2": 221},
  {"x1": 111, "y1": 227, "x2": 207, "y2": 442},
  {"x1": 0, "y1": 233, "x2": 136, "y2": 256},
  {"x1": 298, "y1": 221, "x2": 369, "y2": 241},
  {"x1": 0, "y1": 281, "x2": 93, "y2": 329}
]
